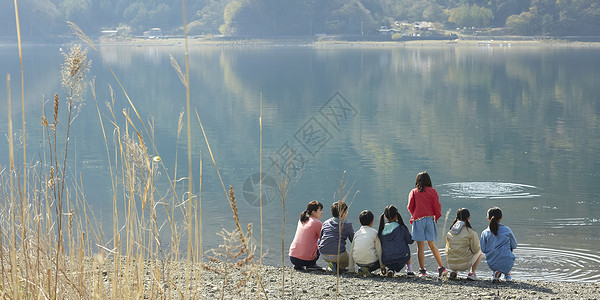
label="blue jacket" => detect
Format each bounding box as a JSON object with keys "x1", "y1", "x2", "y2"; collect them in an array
[
  {"x1": 318, "y1": 217, "x2": 354, "y2": 255},
  {"x1": 379, "y1": 222, "x2": 414, "y2": 266},
  {"x1": 480, "y1": 224, "x2": 517, "y2": 274}
]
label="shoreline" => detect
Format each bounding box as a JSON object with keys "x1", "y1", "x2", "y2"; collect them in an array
[
  {"x1": 3, "y1": 36, "x2": 600, "y2": 48},
  {"x1": 91, "y1": 36, "x2": 600, "y2": 48},
  {"x1": 174, "y1": 262, "x2": 598, "y2": 299}
]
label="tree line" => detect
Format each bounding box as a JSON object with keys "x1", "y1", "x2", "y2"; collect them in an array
[{"x1": 1, "y1": 0, "x2": 599, "y2": 38}]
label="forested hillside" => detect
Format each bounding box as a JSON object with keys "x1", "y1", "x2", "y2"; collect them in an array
[{"x1": 2, "y1": 0, "x2": 599, "y2": 38}]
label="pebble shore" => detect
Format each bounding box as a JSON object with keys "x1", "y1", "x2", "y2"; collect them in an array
[{"x1": 196, "y1": 263, "x2": 599, "y2": 299}]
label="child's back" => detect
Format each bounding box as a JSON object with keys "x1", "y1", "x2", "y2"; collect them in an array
[
  {"x1": 351, "y1": 226, "x2": 379, "y2": 265},
  {"x1": 480, "y1": 207, "x2": 517, "y2": 280},
  {"x1": 318, "y1": 217, "x2": 354, "y2": 255},
  {"x1": 380, "y1": 222, "x2": 413, "y2": 267},
  {"x1": 480, "y1": 224, "x2": 517, "y2": 273}
]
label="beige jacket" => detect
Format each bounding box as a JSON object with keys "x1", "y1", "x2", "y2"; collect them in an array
[{"x1": 445, "y1": 221, "x2": 481, "y2": 271}]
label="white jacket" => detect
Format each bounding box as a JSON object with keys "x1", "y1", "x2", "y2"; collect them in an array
[{"x1": 348, "y1": 226, "x2": 382, "y2": 272}]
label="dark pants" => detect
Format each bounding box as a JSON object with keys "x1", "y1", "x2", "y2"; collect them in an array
[
  {"x1": 357, "y1": 261, "x2": 381, "y2": 272},
  {"x1": 290, "y1": 253, "x2": 320, "y2": 269},
  {"x1": 386, "y1": 262, "x2": 406, "y2": 272}
]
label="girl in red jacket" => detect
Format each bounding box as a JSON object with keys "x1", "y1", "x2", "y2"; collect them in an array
[{"x1": 407, "y1": 171, "x2": 448, "y2": 277}]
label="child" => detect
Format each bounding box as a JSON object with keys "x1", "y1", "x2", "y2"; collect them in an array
[
  {"x1": 318, "y1": 201, "x2": 354, "y2": 272},
  {"x1": 445, "y1": 208, "x2": 483, "y2": 280},
  {"x1": 289, "y1": 201, "x2": 324, "y2": 271},
  {"x1": 378, "y1": 205, "x2": 414, "y2": 277},
  {"x1": 407, "y1": 171, "x2": 448, "y2": 277},
  {"x1": 348, "y1": 210, "x2": 383, "y2": 276},
  {"x1": 480, "y1": 207, "x2": 517, "y2": 282}
]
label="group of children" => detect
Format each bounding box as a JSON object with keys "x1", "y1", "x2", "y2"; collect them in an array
[{"x1": 288, "y1": 171, "x2": 518, "y2": 282}]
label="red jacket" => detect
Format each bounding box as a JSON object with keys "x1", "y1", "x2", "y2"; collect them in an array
[{"x1": 407, "y1": 187, "x2": 441, "y2": 224}]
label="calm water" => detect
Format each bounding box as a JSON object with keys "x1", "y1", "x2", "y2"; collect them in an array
[{"x1": 1, "y1": 43, "x2": 600, "y2": 282}]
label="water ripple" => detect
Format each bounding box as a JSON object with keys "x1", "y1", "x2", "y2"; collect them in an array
[
  {"x1": 439, "y1": 182, "x2": 541, "y2": 200},
  {"x1": 511, "y1": 245, "x2": 600, "y2": 282},
  {"x1": 433, "y1": 245, "x2": 600, "y2": 282}
]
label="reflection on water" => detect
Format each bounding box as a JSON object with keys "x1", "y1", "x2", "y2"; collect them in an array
[
  {"x1": 2, "y1": 45, "x2": 600, "y2": 282},
  {"x1": 439, "y1": 182, "x2": 541, "y2": 199}
]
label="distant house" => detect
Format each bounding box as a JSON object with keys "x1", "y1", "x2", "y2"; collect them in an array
[
  {"x1": 101, "y1": 29, "x2": 118, "y2": 37},
  {"x1": 414, "y1": 22, "x2": 432, "y2": 31},
  {"x1": 143, "y1": 28, "x2": 163, "y2": 39},
  {"x1": 378, "y1": 27, "x2": 401, "y2": 36}
]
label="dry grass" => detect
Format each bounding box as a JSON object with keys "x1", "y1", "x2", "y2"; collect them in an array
[{"x1": 1, "y1": 4, "x2": 267, "y2": 298}]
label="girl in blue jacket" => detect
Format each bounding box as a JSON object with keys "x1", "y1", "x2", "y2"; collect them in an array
[
  {"x1": 377, "y1": 205, "x2": 414, "y2": 276},
  {"x1": 480, "y1": 207, "x2": 517, "y2": 282}
]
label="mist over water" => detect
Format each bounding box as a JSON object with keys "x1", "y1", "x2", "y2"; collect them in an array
[{"x1": 1, "y1": 44, "x2": 599, "y2": 282}]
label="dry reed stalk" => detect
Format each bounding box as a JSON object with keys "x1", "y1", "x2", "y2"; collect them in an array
[
  {"x1": 259, "y1": 92, "x2": 263, "y2": 300},
  {"x1": 13, "y1": 1, "x2": 33, "y2": 296},
  {"x1": 196, "y1": 156, "x2": 203, "y2": 299},
  {"x1": 272, "y1": 147, "x2": 303, "y2": 299},
  {"x1": 5, "y1": 67, "x2": 18, "y2": 300},
  {"x1": 441, "y1": 208, "x2": 452, "y2": 240},
  {"x1": 201, "y1": 186, "x2": 260, "y2": 298},
  {"x1": 333, "y1": 170, "x2": 359, "y2": 300},
  {"x1": 13, "y1": 0, "x2": 27, "y2": 221},
  {"x1": 178, "y1": 1, "x2": 194, "y2": 296}
]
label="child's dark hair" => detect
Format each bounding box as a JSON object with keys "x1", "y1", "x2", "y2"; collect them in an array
[
  {"x1": 359, "y1": 210, "x2": 374, "y2": 226},
  {"x1": 415, "y1": 171, "x2": 432, "y2": 192},
  {"x1": 331, "y1": 201, "x2": 348, "y2": 218},
  {"x1": 378, "y1": 205, "x2": 407, "y2": 237},
  {"x1": 300, "y1": 201, "x2": 323, "y2": 224},
  {"x1": 450, "y1": 208, "x2": 472, "y2": 229},
  {"x1": 487, "y1": 207, "x2": 503, "y2": 235}
]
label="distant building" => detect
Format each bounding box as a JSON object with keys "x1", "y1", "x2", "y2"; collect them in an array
[
  {"x1": 143, "y1": 28, "x2": 163, "y2": 39},
  {"x1": 378, "y1": 27, "x2": 401, "y2": 36},
  {"x1": 414, "y1": 22, "x2": 432, "y2": 30},
  {"x1": 101, "y1": 29, "x2": 118, "y2": 37}
]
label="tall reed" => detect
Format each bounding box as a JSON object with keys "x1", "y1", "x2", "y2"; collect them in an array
[
  {"x1": 3, "y1": 2, "x2": 270, "y2": 298},
  {"x1": 333, "y1": 171, "x2": 358, "y2": 300}
]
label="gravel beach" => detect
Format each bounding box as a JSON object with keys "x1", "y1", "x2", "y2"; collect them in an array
[{"x1": 195, "y1": 263, "x2": 599, "y2": 299}]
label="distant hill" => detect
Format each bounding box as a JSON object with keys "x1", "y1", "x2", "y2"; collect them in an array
[{"x1": 2, "y1": 0, "x2": 599, "y2": 40}]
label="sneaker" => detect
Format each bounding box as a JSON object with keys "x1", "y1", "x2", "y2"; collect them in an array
[
  {"x1": 493, "y1": 271, "x2": 502, "y2": 282},
  {"x1": 449, "y1": 271, "x2": 458, "y2": 280},
  {"x1": 358, "y1": 266, "x2": 371, "y2": 277},
  {"x1": 305, "y1": 264, "x2": 322, "y2": 271},
  {"x1": 293, "y1": 265, "x2": 304, "y2": 271},
  {"x1": 505, "y1": 273, "x2": 512, "y2": 282},
  {"x1": 438, "y1": 266, "x2": 448, "y2": 277},
  {"x1": 418, "y1": 269, "x2": 427, "y2": 277},
  {"x1": 467, "y1": 272, "x2": 478, "y2": 281},
  {"x1": 327, "y1": 261, "x2": 337, "y2": 272},
  {"x1": 406, "y1": 271, "x2": 415, "y2": 277}
]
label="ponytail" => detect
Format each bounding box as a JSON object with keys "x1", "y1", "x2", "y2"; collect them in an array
[
  {"x1": 378, "y1": 205, "x2": 407, "y2": 236},
  {"x1": 300, "y1": 210, "x2": 310, "y2": 223},
  {"x1": 300, "y1": 201, "x2": 323, "y2": 224},
  {"x1": 487, "y1": 207, "x2": 503, "y2": 236},
  {"x1": 377, "y1": 213, "x2": 386, "y2": 237},
  {"x1": 450, "y1": 208, "x2": 473, "y2": 230}
]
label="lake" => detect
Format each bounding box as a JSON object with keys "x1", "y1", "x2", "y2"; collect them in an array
[{"x1": 1, "y1": 42, "x2": 599, "y2": 282}]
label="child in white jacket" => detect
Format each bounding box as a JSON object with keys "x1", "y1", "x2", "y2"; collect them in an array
[{"x1": 348, "y1": 210, "x2": 383, "y2": 276}]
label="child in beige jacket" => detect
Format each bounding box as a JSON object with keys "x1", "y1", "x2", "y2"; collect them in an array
[{"x1": 445, "y1": 208, "x2": 483, "y2": 280}]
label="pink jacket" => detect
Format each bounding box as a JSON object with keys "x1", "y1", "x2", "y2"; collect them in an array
[
  {"x1": 407, "y1": 187, "x2": 441, "y2": 223},
  {"x1": 289, "y1": 217, "x2": 322, "y2": 260}
]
